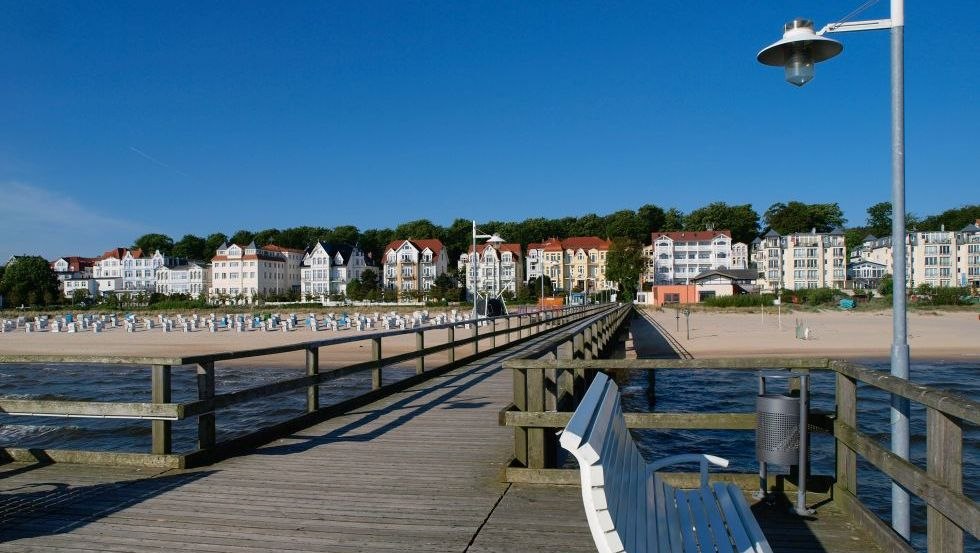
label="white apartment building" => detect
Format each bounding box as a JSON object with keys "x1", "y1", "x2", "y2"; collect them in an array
[
  {"x1": 851, "y1": 221, "x2": 980, "y2": 289},
  {"x1": 382, "y1": 239, "x2": 449, "y2": 296},
  {"x1": 644, "y1": 231, "x2": 734, "y2": 285},
  {"x1": 62, "y1": 276, "x2": 99, "y2": 299},
  {"x1": 156, "y1": 262, "x2": 210, "y2": 298},
  {"x1": 753, "y1": 228, "x2": 847, "y2": 291},
  {"x1": 458, "y1": 237, "x2": 524, "y2": 299},
  {"x1": 731, "y1": 242, "x2": 749, "y2": 270},
  {"x1": 209, "y1": 242, "x2": 301, "y2": 302},
  {"x1": 301, "y1": 242, "x2": 373, "y2": 298},
  {"x1": 51, "y1": 256, "x2": 97, "y2": 282},
  {"x1": 92, "y1": 248, "x2": 169, "y2": 294}
]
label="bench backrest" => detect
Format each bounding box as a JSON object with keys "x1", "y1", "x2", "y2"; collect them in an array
[{"x1": 560, "y1": 372, "x2": 650, "y2": 553}]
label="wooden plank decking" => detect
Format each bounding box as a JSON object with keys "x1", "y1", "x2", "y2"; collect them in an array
[{"x1": 0, "y1": 329, "x2": 883, "y2": 552}]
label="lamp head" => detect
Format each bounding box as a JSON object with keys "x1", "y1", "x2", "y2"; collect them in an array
[{"x1": 757, "y1": 19, "x2": 843, "y2": 86}]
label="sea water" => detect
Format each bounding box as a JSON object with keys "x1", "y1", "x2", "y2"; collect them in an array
[{"x1": 0, "y1": 360, "x2": 976, "y2": 551}]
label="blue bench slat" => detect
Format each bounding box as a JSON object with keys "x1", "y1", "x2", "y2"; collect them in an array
[
  {"x1": 713, "y1": 483, "x2": 756, "y2": 553},
  {"x1": 698, "y1": 486, "x2": 736, "y2": 553}
]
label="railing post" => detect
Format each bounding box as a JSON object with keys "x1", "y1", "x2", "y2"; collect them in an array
[
  {"x1": 415, "y1": 330, "x2": 425, "y2": 375},
  {"x1": 557, "y1": 340, "x2": 575, "y2": 413},
  {"x1": 927, "y1": 408, "x2": 964, "y2": 553},
  {"x1": 835, "y1": 371, "x2": 858, "y2": 496},
  {"x1": 151, "y1": 364, "x2": 172, "y2": 455},
  {"x1": 513, "y1": 366, "x2": 528, "y2": 467},
  {"x1": 447, "y1": 325, "x2": 455, "y2": 364},
  {"x1": 306, "y1": 346, "x2": 319, "y2": 412},
  {"x1": 491, "y1": 316, "x2": 497, "y2": 348},
  {"x1": 505, "y1": 316, "x2": 511, "y2": 344},
  {"x1": 196, "y1": 361, "x2": 215, "y2": 451},
  {"x1": 527, "y1": 365, "x2": 546, "y2": 469},
  {"x1": 472, "y1": 320, "x2": 479, "y2": 356},
  {"x1": 372, "y1": 336, "x2": 382, "y2": 389}
]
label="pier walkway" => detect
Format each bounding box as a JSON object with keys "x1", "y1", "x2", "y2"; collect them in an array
[{"x1": 1, "y1": 317, "x2": 882, "y2": 552}]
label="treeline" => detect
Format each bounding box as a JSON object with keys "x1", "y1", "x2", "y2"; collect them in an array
[{"x1": 128, "y1": 201, "x2": 978, "y2": 265}]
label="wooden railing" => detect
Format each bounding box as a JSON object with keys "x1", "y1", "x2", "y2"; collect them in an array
[
  {"x1": 0, "y1": 303, "x2": 622, "y2": 468},
  {"x1": 499, "y1": 357, "x2": 979, "y2": 553}
]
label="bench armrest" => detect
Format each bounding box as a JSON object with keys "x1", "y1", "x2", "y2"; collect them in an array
[{"x1": 646, "y1": 454, "x2": 729, "y2": 489}]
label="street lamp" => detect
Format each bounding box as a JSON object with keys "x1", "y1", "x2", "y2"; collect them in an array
[{"x1": 757, "y1": 1, "x2": 911, "y2": 538}]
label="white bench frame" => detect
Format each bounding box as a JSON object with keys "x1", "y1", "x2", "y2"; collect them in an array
[{"x1": 560, "y1": 372, "x2": 774, "y2": 553}]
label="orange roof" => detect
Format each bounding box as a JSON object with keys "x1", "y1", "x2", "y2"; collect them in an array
[
  {"x1": 100, "y1": 247, "x2": 127, "y2": 260},
  {"x1": 653, "y1": 230, "x2": 732, "y2": 241},
  {"x1": 527, "y1": 237, "x2": 563, "y2": 252},
  {"x1": 466, "y1": 243, "x2": 523, "y2": 257},
  {"x1": 264, "y1": 244, "x2": 305, "y2": 254},
  {"x1": 561, "y1": 237, "x2": 611, "y2": 251}
]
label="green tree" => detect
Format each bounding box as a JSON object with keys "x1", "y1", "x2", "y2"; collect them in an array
[
  {"x1": 133, "y1": 233, "x2": 174, "y2": 256},
  {"x1": 527, "y1": 275, "x2": 554, "y2": 299},
  {"x1": 360, "y1": 268, "x2": 380, "y2": 291},
  {"x1": 204, "y1": 232, "x2": 229, "y2": 258},
  {"x1": 0, "y1": 256, "x2": 60, "y2": 307},
  {"x1": 605, "y1": 238, "x2": 644, "y2": 301},
  {"x1": 662, "y1": 208, "x2": 685, "y2": 231},
  {"x1": 327, "y1": 225, "x2": 361, "y2": 246},
  {"x1": 394, "y1": 219, "x2": 442, "y2": 240},
  {"x1": 684, "y1": 202, "x2": 759, "y2": 244},
  {"x1": 359, "y1": 228, "x2": 395, "y2": 263},
  {"x1": 637, "y1": 204, "x2": 667, "y2": 236},
  {"x1": 345, "y1": 279, "x2": 364, "y2": 301},
  {"x1": 173, "y1": 234, "x2": 207, "y2": 260},
  {"x1": 252, "y1": 228, "x2": 282, "y2": 246},
  {"x1": 878, "y1": 274, "x2": 894, "y2": 296},
  {"x1": 229, "y1": 229, "x2": 255, "y2": 246},
  {"x1": 429, "y1": 273, "x2": 457, "y2": 301},
  {"x1": 763, "y1": 201, "x2": 846, "y2": 234},
  {"x1": 603, "y1": 210, "x2": 645, "y2": 242},
  {"x1": 917, "y1": 204, "x2": 980, "y2": 231},
  {"x1": 866, "y1": 201, "x2": 919, "y2": 237}
]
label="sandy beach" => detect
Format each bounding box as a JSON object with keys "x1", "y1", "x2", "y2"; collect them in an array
[
  {"x1": 639, "y1": 306, "x2": 980, "y2": 362},
  {"x1": 0, "y1": 319, "x2": 461, "y2": 370},
  {"x1": 1, "y1": 308, "x2": 976, "y2": 368}
]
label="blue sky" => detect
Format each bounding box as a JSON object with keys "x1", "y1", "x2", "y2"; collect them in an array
[{"x1": 2, "y1": 1, "x2": 977, "y2": 260}]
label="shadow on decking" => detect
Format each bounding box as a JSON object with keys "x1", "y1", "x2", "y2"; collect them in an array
[
  {"x1": 0, "y1": 466, "x2": 214, "y2": 543},
  {"x1": 251, "y1": 347, "x2": 512, "y2": 456}
]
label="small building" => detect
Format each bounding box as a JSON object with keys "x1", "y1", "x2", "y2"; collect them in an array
[
  {"x1": 382, "y1": 239, "x2": 449, "y2": 297},
  {"x1": 690, "y1": 269, "x2": 759, "y2": 300}
]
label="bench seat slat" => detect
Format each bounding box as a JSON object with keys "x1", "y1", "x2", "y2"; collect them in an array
[
  {"x1": 698, "y1": 486, "x2": 736, "y2": 553},
  {"x1": 674, "y1": 486, "x2": 700, "y2": 553},
  {"x1": 725, "y1": 484, "x2": 775, "y2": 553},
  {"x1": 713, "y1": 483, "x2": 756, "y2": 553}
]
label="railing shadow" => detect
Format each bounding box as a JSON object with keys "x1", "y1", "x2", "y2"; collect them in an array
[
  {"x1": 252, "y1": 344, "x2": 525, "y2": 456},
  {"x1": 0, "y1": 467, "x2": 215, "y2": 543}
]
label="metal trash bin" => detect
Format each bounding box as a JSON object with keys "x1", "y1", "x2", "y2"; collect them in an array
[
  {"x1": 756, "y1": 393, "x2": 800, "y2": 466},
  {"x1": 755, "y1": 370, "x2": 812, "y2": 515}
]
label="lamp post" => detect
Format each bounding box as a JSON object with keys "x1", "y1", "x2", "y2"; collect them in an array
[
  {"x1": 471, "y1": 221, "x2": 492, "y2": 320},
  {"x1": 757, "y1": 1, "x2": 910, "y2": 538}
]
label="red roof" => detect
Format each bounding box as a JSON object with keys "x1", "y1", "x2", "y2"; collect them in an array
[
  {"x1": 384, "y1": 239, "x2": 444, "y2": 256},
  {"x1": 51, "y1": 256, "x2": 98, "y2": 272},
  {"x1": 653, "y1": 230, "x2": 732, "y2": 241},
  {"x1": 100, "y1": 248, "x2": 128, "y2": 260},
  {"x1": 526, "y1": 237, "x2": 609, "y2": 252}
]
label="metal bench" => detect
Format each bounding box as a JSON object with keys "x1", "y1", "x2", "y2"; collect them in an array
[{"x1": 560, "y1": 372, "x2": 774, "y2": 553}]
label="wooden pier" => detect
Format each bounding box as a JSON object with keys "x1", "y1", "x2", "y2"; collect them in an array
[{"x1": 1, "y1": 305, "x2": 976, "y2": 552}]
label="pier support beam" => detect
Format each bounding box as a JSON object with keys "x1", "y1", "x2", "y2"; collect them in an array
[{"x1": 306, "y1": 347, "x2": 319, "y2": 412}]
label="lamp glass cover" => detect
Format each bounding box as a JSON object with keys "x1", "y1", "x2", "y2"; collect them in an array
[{"x1": 785, "y1": 50, "x2": 814, "y2": 87}]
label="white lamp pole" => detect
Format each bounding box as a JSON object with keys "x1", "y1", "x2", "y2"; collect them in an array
[
  {"x1": 758, "y1": 0, "x2": 910, "y2": 537},
  {"x1": 471, "y1": 221, "x2": 492, "y2": 320}
]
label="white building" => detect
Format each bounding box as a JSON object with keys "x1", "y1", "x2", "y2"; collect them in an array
[
  {"x1": 156, "y1": 262, "x2": 210, "y2": 298},
  {"x1": 458, "y1": 237, "x2": 524, "y2": 299},
  {"x1": 209, "y1": 242, "x2": 301, "y2": 303},
  {"x1": 645, "y1": 230, "x2": 734, "y2": 285},
  {"x1": 753, "y1": 228, "x2": 847, "y2": 292},
  {"x1": 301, "y1": 243, "x2": 373, "y2": 299},
  {"x1": 93, "y1": 248, "x2": 169, "y2": 294},
  {"x1": 850, "y1": 221, "x2": 980, "y2": 290}
]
